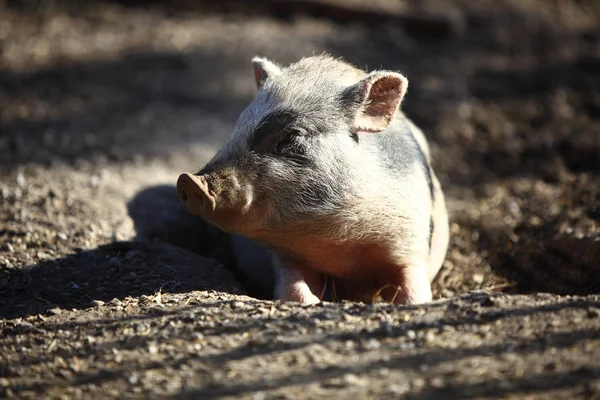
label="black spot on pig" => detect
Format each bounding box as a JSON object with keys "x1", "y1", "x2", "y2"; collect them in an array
[
  {"x1": 248, "y1": 109, "x2": 299, "y2": 149},
  {"x1": 406, "y1": 131, "x2": 435, "y2": 207},
  {"x1": 429, "y1": 217, "x2": 434, "y2": 251}
]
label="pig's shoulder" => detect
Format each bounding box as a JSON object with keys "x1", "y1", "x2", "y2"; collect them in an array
[
  {"x1": 365, "y1": 116, "x2": 430, "y2": 171},
  {"x1": 362, "y1": 115, "x2": 434, "y2": 203}
]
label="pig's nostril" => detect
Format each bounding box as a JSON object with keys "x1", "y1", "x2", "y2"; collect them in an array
[{"x1": 177, "y1": 173, "x2": 213, "y2": 215}]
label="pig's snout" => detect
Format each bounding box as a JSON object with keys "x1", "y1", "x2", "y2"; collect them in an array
[{"x1": 177, "y1": 173, "x2": 216, "y2": 217}]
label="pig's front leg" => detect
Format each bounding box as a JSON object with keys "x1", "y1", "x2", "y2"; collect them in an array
[
  {"x1": 273, "y1": 258, "x2": 322, "y2": 305},
  {"x1": 396, "y1": 261, "x2": 433, "y2": 304},
  {"x1": 384, "y1": 256, "x2": 433, "y2": 305},
  {"x1": 366, "y1": 256, "x2": 433, "y2": 305}
]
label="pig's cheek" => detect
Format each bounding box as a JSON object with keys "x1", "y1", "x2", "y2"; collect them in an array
[
  {"x1": 240, "y1": 183, "x2": 255, "y2": 215},
  {"x1": 245, "y1": 195, "x2": 274, "y2": 233}
]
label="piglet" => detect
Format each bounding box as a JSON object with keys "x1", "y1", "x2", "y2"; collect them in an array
[{"x1": 177, "y1": 55, "x2": 449, "y2": 305}]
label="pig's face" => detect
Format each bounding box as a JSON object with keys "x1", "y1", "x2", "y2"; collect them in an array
[
  {"x1": 177, "y1": 55, "x2": 408, "y2": 242},
  {"x1": 179, "y1": 90, "x2": 353, "y2": 236}
]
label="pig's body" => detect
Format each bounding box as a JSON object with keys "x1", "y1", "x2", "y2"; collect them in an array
[{"x1": 177, "y1": 55, "x2": 449, "y2": 305}]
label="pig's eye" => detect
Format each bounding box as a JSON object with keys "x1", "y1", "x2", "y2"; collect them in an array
[{"x1": 275, "y1": 133, "x2": 304, "y2": 156}]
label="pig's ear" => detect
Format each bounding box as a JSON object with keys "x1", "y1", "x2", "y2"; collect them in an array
[
  {"x1": 251, "y1": 56, "x2": 282, "y2": 89},
  {"x1": 343, "y1": 71, "x2": 408, "y2": 133}
]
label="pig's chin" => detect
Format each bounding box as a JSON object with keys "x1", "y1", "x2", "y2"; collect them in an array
[
  {"x1": 199, "y1": 208, "x2": 239, "y2": 232},
  {"x1": 202, "y1": 202, "x2": 265, "y2": 236}
]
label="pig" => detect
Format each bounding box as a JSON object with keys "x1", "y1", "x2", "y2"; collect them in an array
[{"x1": 177, "y1": 54, "x2": 449, "y2": 305}]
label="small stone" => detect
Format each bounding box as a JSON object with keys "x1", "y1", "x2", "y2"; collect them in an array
[
  {"x1": 91, "y1": 300, "x2": 105, "y2": 307},
  {"x1": 472, "y1": 273, "x2": 484, "y2": 283},
  {"x1": 441, "y1": 289, "x2": 454, "y2": 298},
  {"x1": 230, "y1": 301, "x2": 245, "y2": 309},
  {"x1": 57, "y1": 232, "x2": 68, "y2": 241},
  {"x1": 406, "y1": 330, "x2": 417, "y2": 340},
  {"x1": 251, "y1": 392, "x2": 268, "y2": 400},
  {"x1": 342, "y1": 373, "x2": 368, "y2": 386},
  {"x1": 16, "y1": 171, "x2": 26, "y2": 188},
  {"x1": 411, "y1": 378, "x2": 426, "y2": 388},
  {"x1": 363, "y1": 338, "x2": 381, "y2": 350},
  {"x1": 148, "y1": 343, "x2": 159, "y2": 355},
  {"x1": 424, "y1": 330, "x2": 436, "y2": 343},
  {"x1": 110, "y1": 298, "x2": 122, "y2": 306},
  {"x1": 37, "y1": 251, "x2": 49, "y2": 260},
  {"x1": 430, "y1": 377, "x2": 444, "y2": 388},
  {"x1": 388, "y1": 383, "x2": 410, "y2": 395},
  {"x1": 439, "y1": 325, "x2": 456, "y2": 333},
  {"x1": 5, "y1": 243, "x2": 14, "y2": 253},
  {"x1": 48, "y1": 307, "x2": 62, "y2": 315},
  {"x1": 399, "y1": 342, "x2": 415, "y2": 350},
  {"x1": 90, "y1": 175, "x2": 100, "y2": 187}
]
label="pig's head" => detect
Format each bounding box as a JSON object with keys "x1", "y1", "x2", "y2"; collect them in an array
[{"x1": 177, "y1": 55, "x2": 408, "y2": 242}]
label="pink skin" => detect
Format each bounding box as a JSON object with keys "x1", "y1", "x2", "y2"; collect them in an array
[
  {"x1": 274, "y1": 262, "x2": 322, "y2": 305},
  {"x1": 275, "y1": 261, "x2": 432, "y2": 305},
  {"x1": 177, "y1": 173, "x2": 215, "y2": 217},
  {"x1": 268, "y1": 237, "x2": 434, "y2": 304}
]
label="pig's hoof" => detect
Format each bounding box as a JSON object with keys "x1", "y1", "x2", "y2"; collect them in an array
[
  {"x1": 300, "y1": 294, "x2": 321, "y2": 305},
  {"x1": 279, "y1": 287, "x2": 321, "y2": 305}
]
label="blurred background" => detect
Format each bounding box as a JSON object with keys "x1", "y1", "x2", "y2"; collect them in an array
[{"x1": 1, "y1": 0, "x2": 599, "y2": 299}]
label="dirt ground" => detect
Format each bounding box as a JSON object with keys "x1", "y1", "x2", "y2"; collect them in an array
[{"x1": 1, "y1": 0, "x2": 600, "y2": 398}]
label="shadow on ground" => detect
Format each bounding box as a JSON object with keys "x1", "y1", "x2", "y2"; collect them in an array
[
  {"x1": 128, "y1": 185, "x2": 275, "y2": 300},
  {"x1": 0, "y1": 185, "x2": 245, "y2": 320},
  {"x1": 0, "y1": 182, "x2": 278, "y2": 321},
  {"x1": 0, "y1": 239, "x2": 245, "y2": 320}
]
